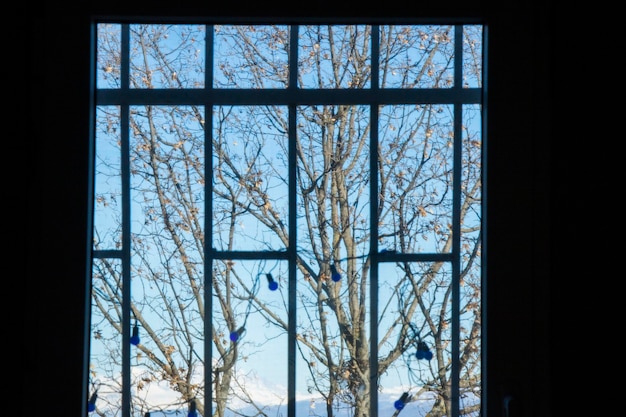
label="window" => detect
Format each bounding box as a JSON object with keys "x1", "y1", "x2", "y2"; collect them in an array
[{"x1": 88, "y1": 20, "x2": 484, "y2": 417}]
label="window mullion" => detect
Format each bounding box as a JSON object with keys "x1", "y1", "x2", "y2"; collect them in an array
[
  {"x1": 287, "y1": 24, "x2": 299, "y2": 417},
  {"x1": 203, "y1": 23, "x2": 214, "y2": 417},
  {"x1": 369, "y1": 23, "x2": 380, "y2": 417},
  {"x1": 450, "y1": 24, "x2": 466, "y2": 417},
  {"x1": 120, "y1": 23, "x2": 132, "y2": 417}
]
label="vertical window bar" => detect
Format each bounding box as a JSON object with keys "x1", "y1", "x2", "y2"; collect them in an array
[
  {"x1": 287, "y1": 24, "x2": 299, "y2": 417},
  {"x1": 204, "y1": 23, "x2": 214, "y2": 417},
  {"x1": 83, "y1": 20, "x2": 97, "y2": 417},
  {"x1": 289, "y1": 25, "x2": 298, "y2": 91},
  {"x1": 450, "y1": 24, "x2": 465, "y2": 417},
  {"x1": 120, "y1": 23, "x2": 132, "y2": 417},
  {"x1": 369, "y1": 24, "x2": 380, "y2": 417},
  {"x1": 481, "y1": 24, "x2": 489, "y2": 417},
  {"x1": 371, "y1": 24, "x2": 379, "y2": 92}
]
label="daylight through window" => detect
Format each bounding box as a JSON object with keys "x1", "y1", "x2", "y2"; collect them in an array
[{"x1": 88, "y1": 21, "x2": 484, "y2": 417}]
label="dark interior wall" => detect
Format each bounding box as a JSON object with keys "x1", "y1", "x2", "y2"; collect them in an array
[{"x1": 26, "y1": 3, "x2": 552, "y2": 416}]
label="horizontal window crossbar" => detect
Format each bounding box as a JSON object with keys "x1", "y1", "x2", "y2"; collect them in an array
[
  {"x1": 96, "y1": 87, "x2": 482, "y2": 106},
  {"x1": 92, "y1": 249, "x2": 123, "y2": 259},
  {"x1": 93, "y1": 16, "x2": 485, "y2": 25}
]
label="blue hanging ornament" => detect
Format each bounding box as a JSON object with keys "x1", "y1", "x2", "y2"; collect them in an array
[
  {"x1": 230, "y1": 326, "x2": 246, "y2": 342},
  {"x1": 87, "y1": 389, "x2": 98, "y2": 412},
  {"x1": 130, "y1": 322, "x2": 140, "y2": 346},
  {"x1": 394, "y1": 392, "x2": 409, "y2": 410},
  {"x1": 416, "y1": 341, "x2": 432, "y2": 360},
  {"x1": 266, "y1": 273, "x2": 279, "y2": 291},
  {"x1": 187, "y1": 399, "x2": 197, "y2": 417},
  {"x1": 330, "y1": 263, "x2": 341, "y2": 282}
]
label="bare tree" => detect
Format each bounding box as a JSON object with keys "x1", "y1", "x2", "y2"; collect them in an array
[{"x1": 90, "y1": 23, "x2": 482, "y2": 417}]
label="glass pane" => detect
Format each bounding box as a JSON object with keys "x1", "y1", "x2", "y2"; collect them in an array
[
  {"x1": 130, "y1": 24, "x2": 206, "y2": 89},
  {"x1": 463, "y1": 26, "x2": 483, "y2": 88},
  {"x1": 298, "y1": 25, "x2": 371, "y2": 89},
  {"x1": 211, "y1": 260, "x2": 289, "y2": 416},
  {"x1": 129, "y1": 257, "x2": 206, "y2": 414},
  {"x1": 295, "y1": 104, "x2": 371, "y2": 415},
  {"x1": 378, "y1": 104, "x2": 454, "y2": 253},
  {"x1": 89, "y1": 258, "x2": 123, "y2": 415},
  {"x1": 377, "y1": 261, "x2": 452, "y2": 415},
  {"x1": 379, "y1": 25, "x2": 455, "y2": 89},
  {"x1": 214, "y1": 25, "x2": 289, "y2": 89},
  {"x1": 97, "y1": 24, "x2": 121, "y2": 89},
  {"x1": 295, "y1": 265, "x2": 372, "y2": 416},
  {"x1": 212, "y1": 105, "x2": 289, "y2": 251},
  {"x1": 94, "y1": 106, "x2": 122, "y2": 250},
  {"x1": 296, "y1": 104, "x2": 371, "y2": 254},
  {"x1": 129, "y1": 104, "x2": 207, "y2": 415},
  {"x1": 459, "y1": 104, "x2": 483, "y2": 415}
]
